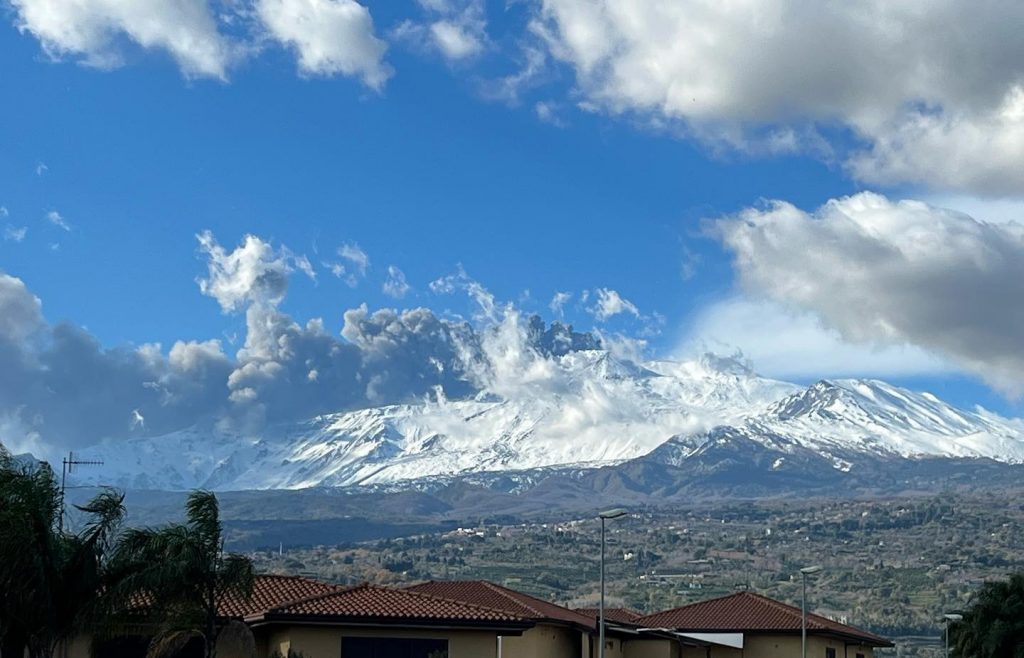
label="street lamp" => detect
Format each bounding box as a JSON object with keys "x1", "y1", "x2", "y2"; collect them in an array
[
  {"x1": 943, "y1": 613, "x2": 963, "y2": 658},
  {"x1": 800, "y1": 566, "x2": 823, "y2": 658},
  {"x1": 598, "y1": 508, "x2": 627, "y2": 658}
]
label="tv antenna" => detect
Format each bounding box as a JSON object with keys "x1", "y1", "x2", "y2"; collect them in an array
[{"x1": 60, "y1": 451, "x2": 103, "y2": 531}]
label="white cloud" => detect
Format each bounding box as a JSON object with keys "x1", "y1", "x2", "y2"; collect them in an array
[
  {"x1": 0, "y1": 273, "x2": 45, "y2": 341},
  {"x1": 920, "y1": 195, "x2": 1024, "y2": 226},
  {"x1": 711, "y1": 192, "x2": 1024, "y2": 395},
  {"x1": 589, "y1": 287, "x2": 639, "y2": 321},
  {"x1": 382, "y1": 265, "x2": 411, "y2": 298},
  {"x1": 684, "y1": 298, "x2": 951, "y2": 381},
  {"x1": 549, "y1": 291, "x2": 571, "y2": 315},
  {"x1": 256, "y1": 0, "x2": 391, "y2": 88},
  {"x1": 326, "y1": 242, "x2": 370, "y2": 287},
  {"x1": 195, "y1": 230, "x2": 294, "y2": 312},
  {"x1": 45, "y1": 210, "x2": 70, "y2": 231},
  {"x1": 532, "y1": 0, "x2": 1024, "y2": 194},
  {"x1": 429, "y1": 20, "x2": 483, "y2": 60},
  {"x1": 293, "y1": 254, "x2": 317, "y2": 282},
  {"x1": 35, "y1": 162, "x2": 48, "y2": 176},
  {"x1": 3, "y1": 226, "x2": 27, "y2": 243},
  {"x1": 534, "y1": 101, "x2": 565, "y2": 127},
  {"x1": 393, "y1": 0, "x2": 486, "y2": 63},
  {"x1": 10, "y1": 0, "x2": 234, "y2": 79}
]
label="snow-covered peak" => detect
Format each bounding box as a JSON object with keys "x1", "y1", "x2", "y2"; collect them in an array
[
  {"x1": 58, "y1": 349, "x2": 1024, "y2": 492},
  {"x1": 756, "y1": 378, "x2": 1024, "y2": 462}
]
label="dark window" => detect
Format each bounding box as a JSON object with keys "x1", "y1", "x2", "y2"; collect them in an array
[
  {"x1": 343, "y1": 637, "x2": 448, "y2": 658},
  {"x1": 825, "y1": 650, "x2": 837, "y2": 658},
  {"x1": 857, "y1": 654, "x2": 865, "y2": 658}
]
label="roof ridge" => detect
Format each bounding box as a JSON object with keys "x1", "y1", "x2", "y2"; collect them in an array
[
  {"x1": 262, "y1": 582, "x2": 362, "y2": 613},
  {"x1": 398, "y1": 583, "x2": 533, "y2": 620},
  {"x1": 480, "y1": 581, "x2": 547, "y2": 617},
  {"x1": 743, "y1": 591, "x2": 853, "y2": 631}
]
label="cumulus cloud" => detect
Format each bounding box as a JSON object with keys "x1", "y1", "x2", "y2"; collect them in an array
[
  {"x1": 685, "y1": 297, "x2": 952, "y2": 381},
  {"x1": 9, "y1": 0, "x2": 391, "y2": 87},
  {"x1": 10, "y1": 0, "x2": 234, "y2": 79},
  {"x1": 429, "y1": 20, "x2": 483, "y2": 60},
  {"x1": 532, "y1": 0, "x2": 1024, "y2": 193},
  {"x1": 256, "y1": 0, "x2": 392, "y2": 88},
  {"x1": 196, "y1": 231, "x2": 294, "y2": 312},
  {"x1": 711, "y1": 192, "x2": 1024, "y2": 394},
  {"x1": 393, "y1": 0, "x2": 486, "y2": 63},
  {"x1": 0, "y1": 274, "x2": 45, "y2": 341},
  {"x1": 589, "y1": 287, "x2": 639, "y2": 321},
  {"x1": 382, "y1": 265, "x2": 411, "y2": 298}
]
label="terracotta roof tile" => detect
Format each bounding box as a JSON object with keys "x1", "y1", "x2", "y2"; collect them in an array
[
  {"x1": 575, "y1": 608, "x2": 645, "y2": 625},
  {"x1": 407, "y1": 581, "x2": 596, "y2": 629},
  {"x1": 249, "y1": 583, "x2": 531, "y2": 627},
  {"x1": 218, "y1": 574, "x2": 343, "y2": 618},
  {"x1": 638, "y1": 591, "x2": 891, "y2": 647}
]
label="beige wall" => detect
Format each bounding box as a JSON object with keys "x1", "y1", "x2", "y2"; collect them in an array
[
  {"x1": 742, "y1": 635, "x2": 875, "y2": 658},
  {"x1": 624, "y1": 637, "x2": 680, "y2": 658},
  {"x1": 498, "y1": 624, "x2": 579, "y2": 658},
  {"x1": 257, "y1": 624, "x2": 500, "y2": 658}
]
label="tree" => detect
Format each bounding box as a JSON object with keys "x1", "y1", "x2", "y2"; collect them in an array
[
  {"x1": 952, "y1": 573, "x2": 1024, "y2": 658},
  {"x1": 0, "y1": 448, "x2": 126, "y2": 658},
  {"x1": 109, "y1": 490, "x2": 254, "y2": 658}
]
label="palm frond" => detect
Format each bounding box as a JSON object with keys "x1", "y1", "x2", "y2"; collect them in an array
[{"x1": 146, "y1": 629, "x2": 203, "y2": 658}]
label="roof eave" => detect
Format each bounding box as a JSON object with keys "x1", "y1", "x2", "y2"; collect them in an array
[{"x1": 244, "y1": 612, "x2": 534, "y2": 634}]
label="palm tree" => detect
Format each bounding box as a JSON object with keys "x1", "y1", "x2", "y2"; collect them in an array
[
  {"x1": 952, "y1": 573, "x2": 1024, "y2": 658},
  {"x1": 108, "y1": 490, "x2": 254, "y2": 658},
  {"x1": 0, "y1": 448, "x2": 126, "y2": 658}
]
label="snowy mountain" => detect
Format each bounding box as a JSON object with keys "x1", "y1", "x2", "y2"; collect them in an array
[{"x1": 66, "y1": 351, "x2": 1024, "y2": 493}]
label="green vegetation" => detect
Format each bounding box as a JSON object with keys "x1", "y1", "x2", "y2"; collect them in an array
[
  {"x1": 0, "y1": 449, "x2": 253, "y2": 658},
  {"x1": 951, "y1": 573, "x2": 1024, "y2": 658},
  {"x1": 0, "y1": 448, "x2": 125, "y2": 658},
  {"x1": 250, "y1": 494, "x2": 1024, "y2": 658},
  {"x1": 110, "y1": 490, "x2": 255, "y2": 658}
]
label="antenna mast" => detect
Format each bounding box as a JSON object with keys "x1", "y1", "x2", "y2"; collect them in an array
[{"x1": 60, "y1": 451, "x2": 104, "y2": 531}]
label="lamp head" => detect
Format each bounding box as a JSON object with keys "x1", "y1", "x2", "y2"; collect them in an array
[
  {"x1": 599, "y1": 508, "x2": 628, "y2": 520},
  {"x1": 800, "y1": 565, "x2": 823, "y2": 575},
  {"x1": 944, "y1": 614, "x2": 963, "y2": 622}
]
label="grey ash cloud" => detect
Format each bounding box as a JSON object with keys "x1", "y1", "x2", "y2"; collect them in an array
[{"x1": 0, "y1": 233, "x2": 603, "y2": 459}]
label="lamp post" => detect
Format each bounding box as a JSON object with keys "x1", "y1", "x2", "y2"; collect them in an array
[
  {"x1": 800, "y1": 566, "x2": 823, "y2": 658},
  {"x1": 598, "y1": 508, "x2": 627, "y2": 658},
  {"x1": 943, "y1": 613, "x2": 963, "y2": 658}
]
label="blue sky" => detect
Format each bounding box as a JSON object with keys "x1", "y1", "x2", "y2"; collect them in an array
[{"x1": 2, "y1": 0, "x2": 1024, "y2": 453}]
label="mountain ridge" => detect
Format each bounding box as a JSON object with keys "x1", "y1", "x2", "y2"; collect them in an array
[{"x1": 54, "y1": 350, "x2": 1024, "y2": 493}]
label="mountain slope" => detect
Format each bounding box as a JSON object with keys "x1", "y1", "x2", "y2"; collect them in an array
[{"x1": 66, "y1": 353, "x2": 1024, "y2": 492}]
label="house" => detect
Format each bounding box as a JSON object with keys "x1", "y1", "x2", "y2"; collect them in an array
[
  {"x1": 74, "y1": 575, "x2": 532, "y2": 658},
  {"x1": 636, "y1": 591, "x2": 894, "y2": 658},
  {"x1": 407, "y1": 580, "x2": 611, "y2": 657},
  {"x1": 244, "y1": 582, "x2": 533, "y2": 658},
  {"x1": 62, "y1": 576, "x2": 893, "y2": 658}
]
